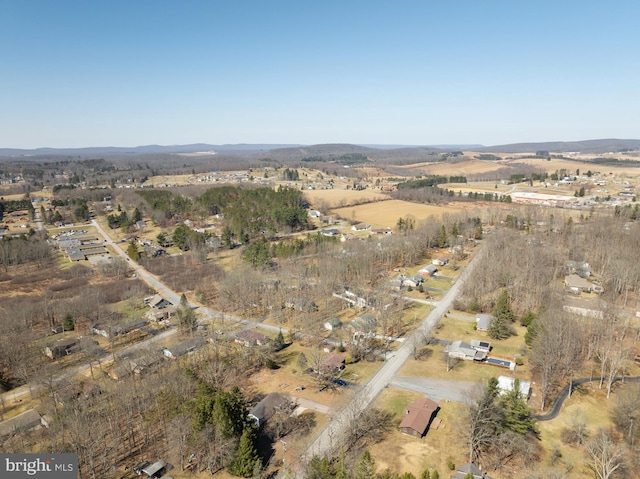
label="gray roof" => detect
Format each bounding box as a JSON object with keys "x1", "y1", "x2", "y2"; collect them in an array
[
  {"x1": 351, "y1": 313, "x2": 377, "y2": 332},
  {"x1": 0, "y1": 409, "x2": 42, "y2": 438},
  {"x1": 249, "y1": 392, "x2": 290, "y2": 425}
]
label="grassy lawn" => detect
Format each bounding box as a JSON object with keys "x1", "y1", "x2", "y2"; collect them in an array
[{"x1": 370, "y1": 388, "x2": 468, "y2": 477}]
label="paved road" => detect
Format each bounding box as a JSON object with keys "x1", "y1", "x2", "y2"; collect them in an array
[
  {"x1": 303, "y1": 245, "x2": 486, "y2": 460},
  {"x1": 390, "y1": 377, "x2": 479, "y2": 404}
]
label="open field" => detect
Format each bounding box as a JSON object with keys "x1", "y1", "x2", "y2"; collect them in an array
[
  {"x1": 398, "y1": 158, "x2": 508, "y2": 176},
  {"x1": 332, "y1": 199, "x2": 470, "y2": 227},
  {"x1": 303, "y1": 188, "x2": 388, "y2": 208}
]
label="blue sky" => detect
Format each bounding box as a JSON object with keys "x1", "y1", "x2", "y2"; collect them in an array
[{"x1": 2, "y1": 1, "x2": 639, "y2": 148}]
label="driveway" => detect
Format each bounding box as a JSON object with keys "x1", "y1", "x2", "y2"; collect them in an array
[{"x1": 390, "y1": 376, "x2": 480, "y2": 404}]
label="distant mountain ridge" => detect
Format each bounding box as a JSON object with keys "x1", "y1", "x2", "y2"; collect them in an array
[
  {"x1": 1, "y1": 139, "x2": 638, "y2": 158},
  {"x1": 481, "y1": 138, "x2": 640, "y2": 154},
  {"x1": 0, "y1": 144, "x2": 303, "y2": 157}
]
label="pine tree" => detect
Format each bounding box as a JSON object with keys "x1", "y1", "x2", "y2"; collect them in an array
[
  {"x1": 500, "y1": 379, "x2": 538, "y2": 435},
  {"x1": 353, "y1": 450, "x2": 376, "y2": 479},
  {"x1": 228, "y1": 427, "x2": 260, "y2": 477}
]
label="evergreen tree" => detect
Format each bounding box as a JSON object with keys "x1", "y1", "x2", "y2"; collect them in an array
[
  {"x1": 126, "y1": 240, "x2": 140, "y2": 262},
  {"x1": 431, "y1": 471, "x2": 440, "y2": 479},
  {"x1": 353, "y1": 450, "x2": 377, "y2": 479},
  {"x1": 213, "y1": 387, "x2": 248, "y2": 439},
  {"x1": 437, "y1": 224, "x2": 447, "y2": 248},
  {"x1": 493, "y1": 289, "x2": 515, "y2": 323},
  {"x1": 228, "y1": 427, "x2": 260, "y2": 477},
  {"x1": 272, "y1": 330, "x2": 285, "y2": 352},
  {"x1": 132, "y1": 207, "x2": 142, "y2": 223},
  {"x1": 62, "y1": 313, "x2": 75, "y2": 331},
  {"x1": 489, "y1": 290, "x2": 515, "y2": 339},
  {"x1": 520, "y1": 310, "x2": 535, "y2": 327},
  {"x1": 500, "y1": 379, "x2": 538, "y2": 435},
  {"x1": 156, "y1": 232, "x2": 167, "y2": 246},
  {"x1": 297, "y1": 352, "x2": 308, "y2": 372},
  {"x1": 420, "y1": 469, "x2": 431, "y2": 479}
]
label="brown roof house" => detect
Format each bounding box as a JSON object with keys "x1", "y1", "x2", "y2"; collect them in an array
[
  {"x1": 314, "y1": 353, "x2": 346, "y2": 375},
  {"x1": 234, "y1": 329, "x2": 270, "y2": 347},
  {"x1": 399, "y1": 397, "x2": 440, "y2": 438}
]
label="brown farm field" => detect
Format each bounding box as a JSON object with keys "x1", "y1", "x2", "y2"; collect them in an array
[
  {"x1": 398, "y1": 158, "x2": 507, "y2": 176},
  {"x1": 303, "y1": 188, "x2": 388, "y2": 208},
  {"x1": 331, "y1": 199, "x2": 471, "y2": 227}
]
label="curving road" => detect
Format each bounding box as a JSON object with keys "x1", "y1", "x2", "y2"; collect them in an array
[{"x1": 533, "y1": 376, "x2": 640, "y2": 421}]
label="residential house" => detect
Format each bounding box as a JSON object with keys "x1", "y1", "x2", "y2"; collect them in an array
[
  {"x1": 161, "y1": 337, "x2": 206, "y2": 359},
  {"x1": 234, "y1": 329, "x2": 270, "y2": 347},
  {"x1": 564, "y1": 260, "x2": 592, "y2": 278},
  {"x1": 497, "y1": 376, "x2": 532, "y2": 398},
  {"x1": 320, "y1": 228, "x2": 339, "y2": 237},
  {"x1": 475, "y1": 314, "x2": 492, "y2": 332},
  {"x1": 371, "y1": 227, "x2": 393, "y2": 235},
  {"x1": 132, "y1": 354, "x2": 164, "y2": 376},
  {"x1": 145, "y1": 307, "x2": 175, "y2": 323},
  {"x1": 145, "y1": 294, "x2": 173, "y2": 309},
  {"x1": 350, "y1": 313, "x2": 377, "y2": 336},
  {"x1": 248, "y1": 392, "x2": 292, "y2": 426},
  {"x1": 141, "y1": 461, "x2": 166, "y2": 478},
  {"x1": 324, "y1": 318, "x2": 343, "y2": 331},
  {"x1": 399, "y1": 397, "x2": 440, "y2": 438},
  {"x1": 564, "y1": 274, "x2": 598, "y2": 293},
  {"x1": 108, "y1": 360, "x2": 138, "y2": 381},
  {"x1": 469, "y1": 339, "x2": 492, "y2": 353},
  {"x1": 432, "y1": 256, "x2": 448, "y2": 266},
  {"x1": 54, "y1": 381, "x2": 102, "y2": 407},
  {"x1": 340, "y1": 233, "x2": 360, "y2": 242},
  {"x1": 135, "y1": 220, "x2": 147, "y2": 230},
  {"x1": 402, "y1": 274, "x2": 424, "y2": 288},
  {"x1": 351, "y1": 223, "x2": 371, "y2": 232},
  {"x1": 445, "y1": 340, "x2": 488, "y2": 361},
  {"x1": 0, "y1": 409, "x2": 48, "y2": 440},
  {"x1": 44, "y1": 338, "x2": 78, "y2": 360},
  {"x1": 419, "y1": 264, "x2": 438, "y2": 277},
  {"x1": 315, "y1": 353, "x2": 346, "y2": 375},
  {"x1": 91, "y1": 318, "x2": 146, "y2": 338},
  {"x1": 284, "y1": 297, "x2": 318, "y2": 312},
  {"x1": 451, "y1": 463, "x2": 494, "y2": 479},
  {"x1": 308, "y1": 210, "x2": 321, "y2": 218}
]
